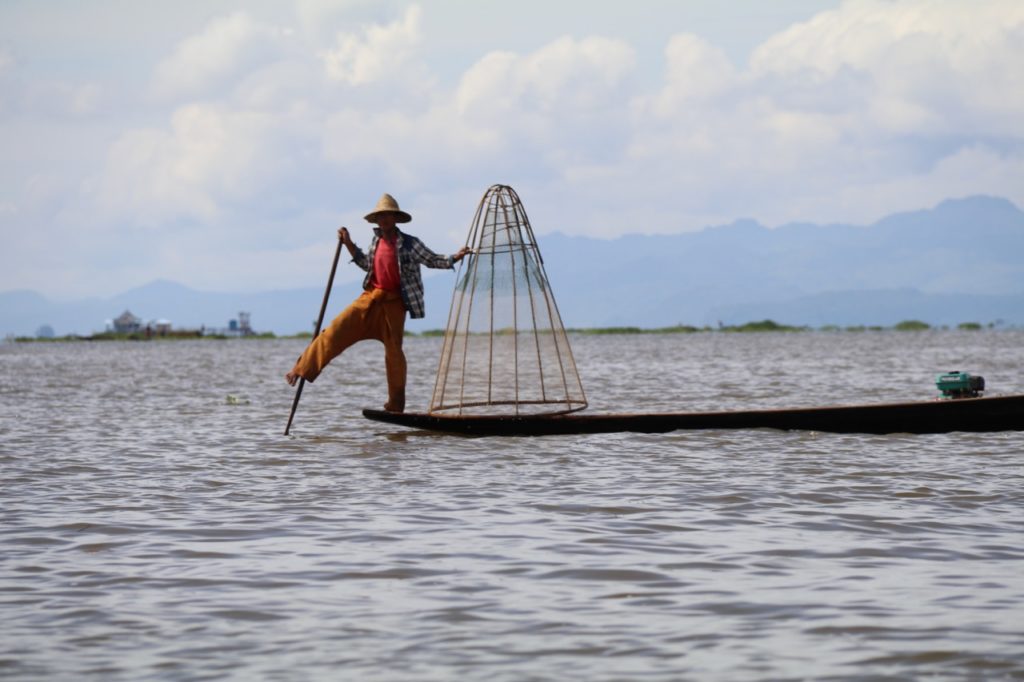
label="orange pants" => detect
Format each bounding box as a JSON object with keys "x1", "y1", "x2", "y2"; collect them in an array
[{"x1": 292, "y1": 288, "x2": 407, "y2": 410}]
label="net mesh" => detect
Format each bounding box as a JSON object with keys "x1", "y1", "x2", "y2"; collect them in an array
[{"x1": 429, "y1": 185, "x2": 588, "y2": 416}]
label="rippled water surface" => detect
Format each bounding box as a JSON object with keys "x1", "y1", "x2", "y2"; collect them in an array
[{"x1": 2, "y1": 331, "x2": 1023, "y2": 681}]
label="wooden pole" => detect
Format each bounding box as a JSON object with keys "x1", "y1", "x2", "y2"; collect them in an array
[{"x1": 284, "y1": 233, "x2": 345, "y2": 436}]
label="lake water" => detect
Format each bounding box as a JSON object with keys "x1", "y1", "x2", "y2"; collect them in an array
[{"x1": 2, "y1": 331, "x2": 1023, "y2": 681}]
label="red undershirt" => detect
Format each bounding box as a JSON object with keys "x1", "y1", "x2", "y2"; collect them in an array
[{"x1": 371, "y1": 233, "x2": 401, "y2": 292}]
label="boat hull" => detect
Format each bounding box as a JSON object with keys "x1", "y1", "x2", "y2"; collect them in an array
[{"x1": 363, "y1": 394, "x2": 1024, "y2": 436}]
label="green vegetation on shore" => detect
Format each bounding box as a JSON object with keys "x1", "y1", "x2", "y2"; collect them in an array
[
  {"x1": 568, "y1": 324, "x2": 705, "y2": 335},
  {"x1": 7, "y1": 319, "x2": 1009, "y2": 342},
  {"x1": 724, "y1": 319, "x2": 808, "y2": 333},
  {"x1": 408, "y1": 318, "x2": 1006, "y2": 336},
  {"x1": 893, "y1": 319, "x2": 930, "y2": 331}
]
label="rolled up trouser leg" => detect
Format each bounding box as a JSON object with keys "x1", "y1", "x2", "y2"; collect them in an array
[
  {"x1": 379, "y1": 291, "x2": 408, "y2": 411},
  {"x1": 291, "y1": 291, "x2": 376, "y2": 383}
]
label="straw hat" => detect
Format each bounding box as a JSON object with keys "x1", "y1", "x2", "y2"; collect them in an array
[{"x1": 364, "y1": 193, "x2": 412, "y2": 224}]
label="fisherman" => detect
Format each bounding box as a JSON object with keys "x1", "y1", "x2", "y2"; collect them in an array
[{"x1": 285, "y1": 193, "x2": 470, "y2": 413}]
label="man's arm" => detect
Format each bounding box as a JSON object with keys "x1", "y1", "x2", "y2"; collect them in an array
[
  {"x1": 340, "y1": 227, "x2": 369, "y2": 271},
  {"x1": 409, "y1": 237, "x2": 471, "y2": 269}
]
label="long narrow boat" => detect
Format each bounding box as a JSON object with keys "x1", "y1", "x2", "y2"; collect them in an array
[{"x1": 364, "y1": 394, "x2": 1024, "y2": 436}]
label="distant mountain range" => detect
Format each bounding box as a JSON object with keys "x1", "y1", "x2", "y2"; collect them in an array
[{"x1": 3, "y1": 195, "x2": 1023, "y2": 337}]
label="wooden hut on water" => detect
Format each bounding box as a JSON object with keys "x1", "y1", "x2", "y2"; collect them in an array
[{"x1": 112, "y1": 310, "x2": 142, "y2": 334}]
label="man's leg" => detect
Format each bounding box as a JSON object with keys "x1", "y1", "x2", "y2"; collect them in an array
[
  {"x1": 286, "y1": 292, "x2": 374, "y2": 385},
  {"x1": 380, "y1": 294, "x2": 408, "y2": 412}
]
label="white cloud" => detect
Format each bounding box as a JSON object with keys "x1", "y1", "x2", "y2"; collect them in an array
[
  {"x1": 614, "y1": 0, "x2": 1024, "y2": 232},
  {"x1": 321, "y1": 103, "x2": 503, "y2": 201},
  {"x1": 92, "y1": 0, "x2": 1024, "y2": 244},
  {"x1": 456, "y1": 36, "x2": 635, "y2": 120},
  {"x1": 646, "y1": 34, "x2": 736, "y2": 117},
  {"x1": 323, "y1": 107, "x2": 447, "y2": 175},
  {"x1": 752, "y1": 0, "x2": 1023, "y2": 77},
  {"x1": 320, "y1": 5, "x2": 422, "y2": 85},
  {"x1": 152, "y1": 12, "x2": 290, "y2": 99},
  {"x1": 751, "y1": 0, "x2": 1024, "y2": 136},
  {"x1": 5, "y1": 0, "x2": 1024, "y2": 298},
  {"x1": 94, "y1": 103, "x2": 299, "y2": 226},
  {"x1": 322, "y1": 33, "x2": 636, "y2": 185},
  {"x1": 295, "y1": 0, "x2": 383, "y2": 42},
  {"x1": 0, "y1": 59, "x2": 102, "y2": 117},
  {"x1": 15, "y1": 80, "x2": 102, "y2": 117},
  {"x1": 812, "y1": 145, "x2": 1024, "y2": 226},
  {"x1": 448, "y1": 35, "x2": 637, "y2": 173}
]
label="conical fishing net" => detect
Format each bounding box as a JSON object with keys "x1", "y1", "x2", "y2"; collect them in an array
[{"x1": 430, "y1": 185, "x2": 587, "y2": 416}]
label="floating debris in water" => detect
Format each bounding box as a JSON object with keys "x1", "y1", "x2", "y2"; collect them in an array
[{"x1": 226, "y1": 394, "x2": 250, "y2": 405}]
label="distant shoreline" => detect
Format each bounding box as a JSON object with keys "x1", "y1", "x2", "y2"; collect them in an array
[{"x1": 8, "y1": 319, "x2": 1009, "y2": 342}]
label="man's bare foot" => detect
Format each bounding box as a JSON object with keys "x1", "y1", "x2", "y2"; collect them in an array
[
  {"x1": 383, "y1": 400, "x2": 405, "y2": 413},
  {"x1": 285, "y1": 371, "x2": 301, "y2": 386}
]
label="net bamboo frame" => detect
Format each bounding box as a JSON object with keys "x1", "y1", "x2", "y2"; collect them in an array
[{"x1": 429, "y1": 185, "x2": 588, "y2": 416}]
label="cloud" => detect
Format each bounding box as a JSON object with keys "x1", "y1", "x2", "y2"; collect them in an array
[
  {"x1": 615, "y1": 0, "x2": 1024, "y2": 229},
  {"x1": 451, "y1": 35, "x2": 636, "y2": 169},
  {"x1": 152, "y1": 12, "x2": 290, "y2": 99},
  {"x1": 29, "y1": 81, "x2": 102, "y2": 116},
  {"x1": 94, "y1": 103, "x2": 299, "y2": 226},
  {"x1": 75, "y1": 1, "x2": 1024, "y2": 248},
  {"x1": 646, "y1": 34, "x2": 736, "y2": 116},
  {"x1": 0, "y1": 48, "x2": 101, "y2": 117},
  {"x1": 750, "y1": 0, "x2": 1024, "y2": 136},
  {"x1": 822, "y1": 144, "x2": 1024, "y2": 223},
  {"x1": 6, "y1": 0, "x2": 1024, "y2": 299},
  {"x1": 456, "y1": 36, "x2": 635, "y2": 122},
  {"x1": 321, "y1": 33, "x2": 636, "y2": 190},
  {"x1": 92, "y1": 7, "x2": 444, "y2": 237},
  {"x1": 320, "y1": 5, "x2": 423, "y2": 86}
]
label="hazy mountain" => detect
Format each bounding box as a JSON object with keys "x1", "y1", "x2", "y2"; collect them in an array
[
  {"x1": 535, "y1": 195, "x2": 1024, "y2": 327},
  {"x1": 3, "y1": 195, "x2": 1023, "y2": 337}
]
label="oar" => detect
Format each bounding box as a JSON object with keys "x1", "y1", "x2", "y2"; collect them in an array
[{"x1": 284, "y1": 231, "x2": 345, "y2": 436}]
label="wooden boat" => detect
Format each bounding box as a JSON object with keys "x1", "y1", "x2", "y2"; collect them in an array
[
  {"x1": 363, "y1": 394, "x2": 1024, "y2": 436},
  {"x1": 354, "y1": 189, "x2": 1022, "y2": 438}
]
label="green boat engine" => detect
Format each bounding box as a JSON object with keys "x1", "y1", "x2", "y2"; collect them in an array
[{"x1": 936, "y1": 371, "x2": 985, "y2": 399}]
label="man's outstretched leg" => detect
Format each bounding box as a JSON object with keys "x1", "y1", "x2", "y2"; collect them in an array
[{"x1": 285, "y1": 292, "x2": 375, "y2": 385}]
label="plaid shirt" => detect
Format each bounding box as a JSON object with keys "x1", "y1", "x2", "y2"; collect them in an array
[{"x1": 352, "y1": 228, "x2": 454, "y2": 319}]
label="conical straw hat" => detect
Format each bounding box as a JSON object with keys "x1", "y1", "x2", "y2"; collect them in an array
[{"x1": 364, "y1": 193, "x2": 412, "y2": 224}]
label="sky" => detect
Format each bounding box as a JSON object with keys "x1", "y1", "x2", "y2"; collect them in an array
[{"x1": 1, "y1": 0, "x2": 1022, "y2": 299}]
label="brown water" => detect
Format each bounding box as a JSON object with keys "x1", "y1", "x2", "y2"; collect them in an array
[{"x1": 2, "y1": 332, "x2": 1023, "y2": 681}]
